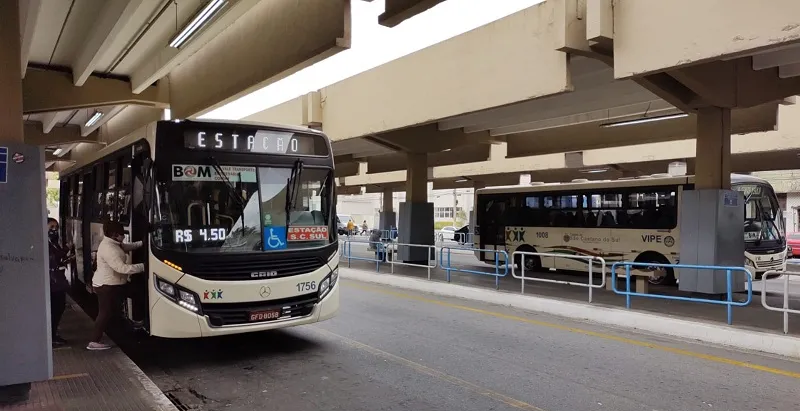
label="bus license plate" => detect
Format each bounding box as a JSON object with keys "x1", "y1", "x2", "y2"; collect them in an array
[{"x1": 249, "y1": 309, "x2": 281, "y2": 322}]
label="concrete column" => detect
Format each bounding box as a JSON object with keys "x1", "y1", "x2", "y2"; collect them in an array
[
  {"x1": 378, "y1": 188, "x2": 396, "y2": 231},
  {"x1": 678, "y1": 106, "x2": 743, "y2": 295},
  {"x1": 405, "y1": 152, "x2": 427, "y2": 202},
  {"x1": 398, "y1": 153, "x2": 433, "y2": 263},
  {"x1": 0, "y1": 1, "x2": 51, "y2": 400},
  {"x1": 0, "y1": 0, "x2": 23, "y2": 144},
  {"x1": 694, "y1": 107, "x2": 732, "y2": 190}
]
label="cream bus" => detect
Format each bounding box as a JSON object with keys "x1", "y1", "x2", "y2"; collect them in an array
[
  {"x1": 59, "y1": 119, "x2": 339, "y2": 338},
  {"x1": 473, "y1": 174, "x2": 786, "y2": 285}
]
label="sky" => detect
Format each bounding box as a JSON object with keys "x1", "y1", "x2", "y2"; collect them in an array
[{"x1": 200, "y1": 0, "x2": 543, "y2": 121}]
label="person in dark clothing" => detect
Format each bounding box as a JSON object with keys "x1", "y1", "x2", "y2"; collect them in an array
[{"x1": 47, "y1": 218, "x2": 72, "y2": 346}]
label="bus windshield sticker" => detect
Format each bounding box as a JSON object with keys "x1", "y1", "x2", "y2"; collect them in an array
[
  {"x1": 263, "y1": 226, "x2": 287, "y2": 250},
  {"x1": 172, "y1": 164, "x2": 257, "y2": 182},
  {"x1": 288, "y1": 226, "x2": 328, "y2": 241}
]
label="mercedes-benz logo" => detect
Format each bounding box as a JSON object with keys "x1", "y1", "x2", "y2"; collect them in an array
[{"x1": 259, "y1": 286, "x2": 271, "y2": 298}]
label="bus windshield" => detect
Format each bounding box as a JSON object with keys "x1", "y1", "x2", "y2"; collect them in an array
[
  {"x1": 734, "y1": 183, "x2": 785, "y2": 243},
  {"x1": 152, "y1": 164, "x2": 333, "y2": 253}
]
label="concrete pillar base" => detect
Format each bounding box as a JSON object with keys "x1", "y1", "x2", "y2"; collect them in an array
[
  {"x1": 677, "y1": 189, "x2": 746, "y2": 294},
  {"x1": 398, "y1": 202, "x2": 434, "y2": 263}
]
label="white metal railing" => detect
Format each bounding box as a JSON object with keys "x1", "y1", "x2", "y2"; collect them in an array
[
  {"x1": 385, "y1": 242, "x2": 438, "y2": 279},
  {"x1": 511, "y1": 251, "x2": 606, "y2": 303},
  {"x1": 760, "y1": 270, "x2": 800, "y2": 334}
]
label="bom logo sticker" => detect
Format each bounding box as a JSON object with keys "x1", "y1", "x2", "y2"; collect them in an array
[{"x1": 664, "y1": 236, "x2": 675, "y2": 247}]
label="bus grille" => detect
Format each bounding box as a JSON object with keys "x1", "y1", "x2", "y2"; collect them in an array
[
  {"x1": 202, "y1": 293, "x2": 319, "y2": 327},
  {"x1": 756, "y1": 258, "x2": 784, "y2": 270},
  {"x1": 189, "y1": 256, "x2": 326, "y2": 281}
]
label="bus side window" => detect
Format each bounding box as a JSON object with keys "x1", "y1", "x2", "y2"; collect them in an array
[{"x1": 118, "y1": 158, "x2": 132, "y2": 224}]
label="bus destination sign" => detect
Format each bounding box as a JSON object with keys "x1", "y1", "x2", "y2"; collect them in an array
[{"x1": 184, "y1": 129, "x2": 328, "y2": 156}]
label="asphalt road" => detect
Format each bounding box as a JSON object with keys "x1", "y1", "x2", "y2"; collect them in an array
[{"x1": 122, "y1": 279, "x2": 800, "y2": 411}]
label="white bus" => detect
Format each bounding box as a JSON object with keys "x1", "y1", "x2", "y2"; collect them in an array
[
  {"x1": 474, "y1": 174, "x2": 786, "y2": 284},
  {"x1": 59, "y1": 120, "x2": 339, "y2": 338}
]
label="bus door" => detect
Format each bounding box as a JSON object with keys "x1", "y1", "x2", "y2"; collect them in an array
[
  {"x1": 479, "y1": 196, "x2": 508, "y2": 263},
  {"x1": 78, "y1": 172, "x2": 93, "y2": 285}
]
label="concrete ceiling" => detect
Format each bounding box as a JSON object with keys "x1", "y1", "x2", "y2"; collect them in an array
[{"x1": 18, "y1": 0, "x2": 355, "y2": 170}]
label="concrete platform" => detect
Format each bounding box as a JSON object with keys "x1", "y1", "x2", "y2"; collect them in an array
[
  {"x1": 340, "y1": 249, "x2": 800, "y2": 337},
  {"x1": 0, "y1": 298, "x2": 176, "y2": 411}
]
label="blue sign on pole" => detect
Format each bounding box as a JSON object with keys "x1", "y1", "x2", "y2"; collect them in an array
[
  {"x1": 263, "y1": 226, "x2": 287, "y2": 250},
  {"x1": 0, "y1": 147, "x2": 8, "y2": 184}
]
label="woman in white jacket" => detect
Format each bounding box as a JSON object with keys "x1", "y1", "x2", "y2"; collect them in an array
[{"x1": 87, "y1": 220, "x2": 144, "y2": 351}]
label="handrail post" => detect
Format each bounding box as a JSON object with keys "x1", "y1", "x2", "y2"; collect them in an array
[
  {"x1": 494, "y1": 252, "x2": 500, "y2": 290},
  {"x1": 588, "y1": 259, "x2": 594, "y2": 303},
  {"x1": 521, "y1": 254, "x2": 525, "y2": 294},
  {"x1": 347, "y1": 240, "x2": 352, "y2": 268},
  {"x1": 625, "y1": 265, "x2": 632, "y2": 309},
  {"x1": 784, "y1": 273, "x2": 790, "y2": 334},
  {"x1": 726, "y1": 269, "x2": 733, "y2": 325},
  {"x1": 427, "y1": 246, "x2": 432, "y2": 280}
]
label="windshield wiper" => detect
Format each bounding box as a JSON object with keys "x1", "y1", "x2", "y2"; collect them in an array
[
  {"x1": 210, "y1": 157, "x2": 246, "y2": 232},
  {"x1": 285, "y1": 159, "x2": 304, "y2": 230}
]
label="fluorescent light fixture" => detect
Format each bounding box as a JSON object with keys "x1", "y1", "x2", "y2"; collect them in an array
[
  {"x1": 579, "y1": 166, "x2": 609, "y2": 174},
  {"x1": 169, "y1": 0, "x2": 227, "y2": 48},
  {"x1": 441, "y1": 148, "x2": 452, "y2": 152},
  {"x1": 455, "y1": 179, "x2": 469, "y2": 183},
  {"x1": 53, "y1": 148, "x2": 63, "y2": 156},
  {"x1": 600, "y1": 113, "x2": 688, "y2": 128},
  {"x1": 85, "y1": 111, "x2": 103, "y2": 128}
]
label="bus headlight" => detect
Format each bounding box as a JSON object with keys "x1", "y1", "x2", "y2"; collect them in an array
[
  {"x1": 154, "y1": 275, "x2": 202, "y2": 314},
  {"x1": 319, "y1": 267, "x2": 338, "y2": 299}
]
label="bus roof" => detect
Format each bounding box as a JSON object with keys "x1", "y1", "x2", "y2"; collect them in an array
[
  {"x1": 59, "y1": 119, "x2": 325, "y2": 178},
  {"x1": 475, "y1": 173, "x2": 770, "y2": 195}
]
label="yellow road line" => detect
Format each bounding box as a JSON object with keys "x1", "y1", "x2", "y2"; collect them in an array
[
  {"x1": 313, "y1": 328, "x2": 546, "y2": 411},
  {"x1": 51, "y1": 373, "x2": 89, "y2": 381},
  {"x1": 346, "y1": 282, "x2": 800, "y2": 380}
]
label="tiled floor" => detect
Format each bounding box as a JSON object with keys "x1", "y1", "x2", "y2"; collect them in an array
[{"x1": 0, "y1": 299, "x2": 176, "y2": 411}]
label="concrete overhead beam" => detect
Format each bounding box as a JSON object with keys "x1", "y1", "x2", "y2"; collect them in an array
[
  {"x1": 72, "y1": 0, "x2": 149, "y2": 86},
  {"x1": 489, "y1": 100, "x2": 678, "y2": 136},
  {"x1": 95, "y1": 105, "x2": 163, "y2": 146},
  {"x1": 23, "y1": 123, "x2": 100, "y2": 146},
  {"x1": 506, "y1": 101, "x2": 779, "y2": 158},
  {"x1": 19, "y1": 0, "x2": 42, "y2": 77},
  {"x1": 166, "y1": 0, "x2": 351, "y2": 118},
  {"x1": 667, "y1": 59, "x2": 800, "y2": 109},
  {"x1": 378, "y1": 0, "x2": 446, "y2": 27},
  {"x1": 613, "y1": 0, "x2": 800, "y2": 79},
  {"x1": 369, "y1": 124, "x2": 496, "y2": 153},
  {"x1": 247, "y1": 1, "x2": 570, "y2": 141},
  {"x1": 366, "y1": 144, "x2": 491, "y2": 174},
  {"x1": 23, "y1": 69, "x2": 168, "y2": 114}
]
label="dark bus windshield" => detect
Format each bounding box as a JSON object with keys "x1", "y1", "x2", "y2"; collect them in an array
[
  {"x1": 733, "y1": 183, "x2": 785, "y2": 245},
  {"x1": 152, "y1": 163, "x2": 333, "y2": 253}
]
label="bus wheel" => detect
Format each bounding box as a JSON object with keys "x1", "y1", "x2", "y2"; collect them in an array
[
  {"x1": 514, "y1": 248, "x2": 541, "y2": 273},
  {"x1": 636, "y1": 253, "x2": 676, "y2": 286}
]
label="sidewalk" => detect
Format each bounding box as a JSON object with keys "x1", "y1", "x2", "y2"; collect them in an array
[{"x1": 0, "y1": 298, "x2": 177, "y2": 411}]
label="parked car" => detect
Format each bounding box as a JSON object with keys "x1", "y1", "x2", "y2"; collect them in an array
[
  {"x1": 336, "y1": 217, "x2": 349, "y2": 236},
  {"x1": 438, "y1": 226, "x2": 457, "y2": 242},
  {"x1": 454, "y1": 225, "x2": 470, "y2": 245},
  {"x1": 787, "y1": 232, "x2": 800, "y2": 257}
]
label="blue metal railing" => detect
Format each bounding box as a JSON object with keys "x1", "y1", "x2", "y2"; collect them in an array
[
  {"x1": 341, "y1": 238, "x2": 386, "y2": 272},
  {"x1": 610, "y1": 261, "x2": 753, "y2": 325},
  {"x1": 440, "y1": 246, "x2": 509, "y2": 289}
]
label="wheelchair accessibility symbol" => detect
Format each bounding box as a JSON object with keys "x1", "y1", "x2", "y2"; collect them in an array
[{"x1": 263, "y1": 226, "x2": 287, "y2": 250}]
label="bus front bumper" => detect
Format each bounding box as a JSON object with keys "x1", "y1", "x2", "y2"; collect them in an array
[{"x1": 149, "y1": 281, "x2": 340, "y2": 338}]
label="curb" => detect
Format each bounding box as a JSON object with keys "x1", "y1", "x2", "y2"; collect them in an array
[
  {"x1": 69, "y1": 299, "x2": 179, "y2": 411},
  {"x1": 340, "y1": 268, "x2": 800, "y2": 359}
]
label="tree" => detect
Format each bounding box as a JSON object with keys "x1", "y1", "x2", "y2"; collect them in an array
[
  {"x1": 454, "y1": 209, "x2": 468, "y2": 226},
  {"x1": 46, "y1": 187, "x2": 59, "y2": 208}
]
